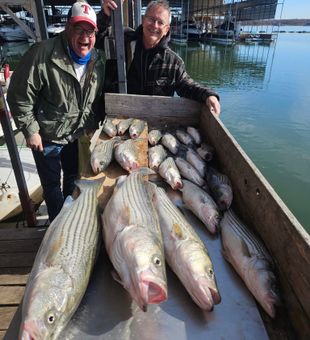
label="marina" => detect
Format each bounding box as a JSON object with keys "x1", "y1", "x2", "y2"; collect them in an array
[{"x1": 0, "y1": 0, "x2": 310, "y2": 339}]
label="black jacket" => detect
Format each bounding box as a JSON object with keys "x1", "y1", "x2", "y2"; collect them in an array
[{"x1": 96, "y1": 11, "x2": 219, "y2": 102}]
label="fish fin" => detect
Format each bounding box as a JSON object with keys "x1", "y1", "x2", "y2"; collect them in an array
[
  {"x1": 240, "y1": 238, "x2": 251, "y2": 257},
  {"x1": 115, "y1": 175, "x2": 128, "y2": 190},
  {"x1": 75, "y1": 177, "x2": 105, "y2": 194},
  {"x1": 171, "y1": 223, "x2": 185, "y2": 240}
]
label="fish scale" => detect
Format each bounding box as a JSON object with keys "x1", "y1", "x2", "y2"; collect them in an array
[
  {"x1": 223, "y1": 210, "x2": 272, "y2": 262},
  {"x1": 122, "y1": 172, "x2": 161, "y2": 234}
]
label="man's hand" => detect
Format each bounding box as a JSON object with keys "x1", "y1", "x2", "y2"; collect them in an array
[
  {"x1": 206, "y1": 96, "x2": 221, "y2": 115},
  {"x1": 26, "y1": 133, "x2": 43, "y2": 152},
  {"x1": 102, "y1": 0, "x2": 119, "y2": 16}
]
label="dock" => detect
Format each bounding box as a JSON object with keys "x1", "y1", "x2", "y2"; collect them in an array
[{"x1": 0, "y1": 204, "x2": 48, "y2": 339}]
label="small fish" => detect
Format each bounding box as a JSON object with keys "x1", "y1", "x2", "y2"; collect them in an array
[
  {"x1": 152, "y1": 185, "x2": 221, "y2": 311},
  {"x1": 186, "y1": 148, "x2": 206, "y2": 177},
  {"x1": 114, "y1": 139, "x2": 140, "y2": 172},
  {"x1": 161, "y1": 133, "x2": 179, "y2": 155},
  {"x1": 129, "y1": 119, "x2": 145, "y2": 139},
  {"x1": 220, "y1": 209, "x2": 280, "y2": 318},
  {"x1": 102, "y1": 118, "x2": 117, "y2": 137},
  {"x1": 176, "y1": 129, "x2": 195, "y2": 146},
  {"x1": 196, "y1": 143, "x2": 215, "y2": 162},
  {"x1": 90, "y1": 137, "x2": 121, "y2": 174},
  {"x1": 159, "y1": 157, "x2": 183, "y2": 190},
  {"x1": 180, "y1": 179, "x2": 219, "y2": 234},
  {"x1": 175, "y1": 157, "x2": 206, "y2": 187},
  {"x1": 148, "y1": 144, "x2": 167, "y2": 171},
  {"x1": 148, "y1": 129, "x2": 163, "y2": 146},
  {"x1": 206, "y1": 166, "x2": 233, "y2": 211},
  {"x1": 187, "y1": 126, "x2": 201, "y2": 145},
  {"x1": 117, "y1": 118, "x2": 133, "y2": 136}
]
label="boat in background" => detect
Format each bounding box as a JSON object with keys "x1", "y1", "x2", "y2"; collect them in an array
[
  {"x1": 47, "y1": 22, "x2": 65, "y2": 37},
  {"x1": 182, "y1": 21, "x2": 207, "y2": 41}
]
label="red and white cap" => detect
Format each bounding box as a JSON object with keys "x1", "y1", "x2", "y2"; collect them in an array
[{"x1": 68, "y1": 1, "x2": 97, "y2": 29}]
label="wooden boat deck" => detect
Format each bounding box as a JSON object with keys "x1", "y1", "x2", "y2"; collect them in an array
[{"x1": 0, "y1": 204, "x2": 48, "y2": 339}]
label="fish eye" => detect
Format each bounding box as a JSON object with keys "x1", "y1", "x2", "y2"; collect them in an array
[
  {"x1": 209, "y1": 268, "x2": 214, "y2": 277},
  {"x1": 153, "y1": 256, "x2": 161, "y2": 266},
  {"x1": 47, "y1": 313, "x2": 55, "y2": 324}
]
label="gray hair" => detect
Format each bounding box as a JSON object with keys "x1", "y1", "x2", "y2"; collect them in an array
[{"x1": 145, "y1": 0, "x2": 172, "y2": 24}]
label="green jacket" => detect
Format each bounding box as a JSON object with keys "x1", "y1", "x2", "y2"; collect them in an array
[{"x1": 7, "y1": 32, "x2": 105, "y2": 143}]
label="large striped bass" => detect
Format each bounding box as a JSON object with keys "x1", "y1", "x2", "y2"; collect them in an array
[
  {"x1": 19, "y1": 179, "x2": 102, "y2": 340},
  {"x1": 101, "y1": 169, "x2": 167, "y2": 312},
  {"x1": 220, "y1": 209, "x2": 279, "y2": 318},
  {"x1": 152, "y1": 185, "x2": 221, "y2": 311}
]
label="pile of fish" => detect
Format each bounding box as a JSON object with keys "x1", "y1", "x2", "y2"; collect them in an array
[
  {"x1": 89, "y1": 118, "x2": 280, "y2": 318},
  {"x1": 19, "y1": 118, "x2": 280, "y2": 338}
]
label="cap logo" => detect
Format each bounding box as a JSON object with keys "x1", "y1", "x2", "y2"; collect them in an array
[{"x1": 81, "y1": 4, "x2": 90, "y2": 15}]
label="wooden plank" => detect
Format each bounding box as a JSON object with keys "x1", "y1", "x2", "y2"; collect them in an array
[
  {"x1": 0, "y1": 286, "x2": 24, "y2": 305},
  {"x1": 104, "y1": 93, "x2": 201, "y2": 129},
  {"x1": 0, "y1": 267, "x2": 32, "y2": 277},
  {"x1": 0, "y1": 273, "x2": 29, "y2": 285},
  {"x1": 0, "y1": 227, "x2": 46, "y2": 242},
  {"x1": 0, "y1": 238, "x2": 43, "y2": 254},
  {"x1": 0, "y1": 306, "x2": 17, "y2": 330},
  {"x1": 199, "y1": 105, "x2": 310, "y2": 338},
  {"x1": 0, "y1": 252, "x2": 37, "y2": 268}
]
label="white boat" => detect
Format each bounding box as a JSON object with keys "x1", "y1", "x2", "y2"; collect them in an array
[
  {"x1": 0, "y1": 24, "x2": 29, "y2": 42},
  {"x1": 182, "y1": 22, "x2": 206, "y2": 41},
  {"x1": 47, "y1": 23, "x2": 65, "y2": 37}
]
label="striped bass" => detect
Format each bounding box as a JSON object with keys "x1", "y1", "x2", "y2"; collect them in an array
[
  {"x1": 129, "y1": 119, "x2": 145, "y2": 139},
  {"x1": 101, "y1": 170, "x2": 167, "y2": 312},
  {"x1": 205, "y1": 166, "x2": 233, "y2": 211},
  {"x1": 117, "y1": 118, "x2": 133, "y2": 136},
  {"x1": 220, "y1": 209, "x2": 280, "y2": 318},
  {"x1": 180, "y1": 179, "x2": 219, "y2": 234},
  {"x1": 187, "y1": 126, "x2": 201, "y2": 145},
  {"x1": 152, "y1": 185, "x2": 221, "y2": 311},
  {"x1": 103, "y1": 118, "x2": 117, "y2": 137},
  {"x1": 19, "y1": 179, "x2": 103, "y2": 340},
  {"x1": 148, "y1": 129, "x2": 162, "y2": 146},
  {"x1": 161, "y1": 133, "x2": 179, "y2": 155},
  {"x1": 114, "y1": 139, "x2": 140, "y2": 172},
  {"x1": 159, "y1": 157, "x2": 183, "y2": 190},
  {"x1": 148, "y1": 144, "x2": 167, "y2": 170},
  {"x1": 90, "y1": 137, "x2": 121, "y2": 174}
]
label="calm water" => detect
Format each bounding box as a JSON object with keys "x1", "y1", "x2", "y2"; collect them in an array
[
  {"x1": 171, "y1": 30, "x2": 310, "y2": 233},
  {"x1": 1, "y1": 30, "x2": 310, "y2": 233}
]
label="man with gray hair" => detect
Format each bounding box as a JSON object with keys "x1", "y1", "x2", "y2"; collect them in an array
[{"x1": 96, "y1": 0, "x2": 221, "y2": 114}]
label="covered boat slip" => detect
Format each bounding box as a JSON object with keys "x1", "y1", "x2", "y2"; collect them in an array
[{"x1": 1, "y1": 94, "x2": 309, "y2": 339}]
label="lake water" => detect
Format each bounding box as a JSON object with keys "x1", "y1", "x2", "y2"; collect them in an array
[
  {"x1": 1, "y1": 29, "x2": 309, "y2": 234},
  {"x1": 171, "y1": 30, "x2": 310, "y2": 233}
]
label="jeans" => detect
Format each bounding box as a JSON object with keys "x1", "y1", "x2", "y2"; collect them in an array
[{"x1": 32, "y1": 140, "x2": 78, "y2": 222}]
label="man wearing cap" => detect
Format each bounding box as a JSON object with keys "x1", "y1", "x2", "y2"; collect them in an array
[{"x1": 7, "y1": 1, "x2": 104, "y2": 222}]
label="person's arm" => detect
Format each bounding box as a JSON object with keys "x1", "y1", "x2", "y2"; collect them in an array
[
  {"x1": 7, "y1": 44, "x2": 43, "y2": 151},
  {"x1": 95, "y1": 0, "x2": 119, "y2": 49}
]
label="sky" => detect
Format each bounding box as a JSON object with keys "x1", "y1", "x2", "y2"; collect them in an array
[{"x1": 279, "y1": 0, "x2": 310, "y2": 19}]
